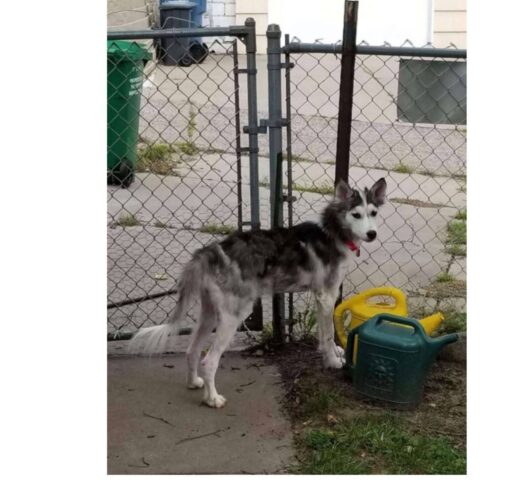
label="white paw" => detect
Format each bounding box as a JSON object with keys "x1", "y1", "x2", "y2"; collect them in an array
[
  {"x1": 323, "y1": 355, "x2": 344, "y2": 369},
  {"x1": 333, "y1": 344, "x2": 345, "y2": 360},
  {"x1": 187, "y1": 376, "x2": 204, "y2": 389},
  {"x1": 203, "y1": 394, "x2": 227, "y2": 408}
]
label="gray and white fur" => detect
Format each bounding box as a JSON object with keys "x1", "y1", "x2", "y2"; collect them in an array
[{"x1": 129, "y1": 178, "x2": 387, "y2": 408}]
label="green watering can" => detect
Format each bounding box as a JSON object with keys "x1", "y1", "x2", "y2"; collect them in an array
[{"x1": 345, "y1": 314, "x2": 458, "y2": 407}]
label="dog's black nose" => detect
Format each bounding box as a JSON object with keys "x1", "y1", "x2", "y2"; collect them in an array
[{"x1": 367, "y1": 230, "x2": 377, "y2": 241}]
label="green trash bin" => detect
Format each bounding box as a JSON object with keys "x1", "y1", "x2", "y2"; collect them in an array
[{"x1": 107, "y1": 41, "x2": 151, "y2": 187}]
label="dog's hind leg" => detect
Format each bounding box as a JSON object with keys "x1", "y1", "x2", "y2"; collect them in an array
[
  {"x1": 315, "y1": 289, "x2": 345, "y2": 369},
  {"x1": 200, "y1": 297, "x2": 253, "y2": 408},
  {"x1": 186, "y1": 292, "x2": 217, "y2": 389}
]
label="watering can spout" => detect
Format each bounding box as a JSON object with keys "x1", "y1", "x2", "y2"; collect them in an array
[{"x1": 428, "y1": 332, "x2": 459, "y2": 358}]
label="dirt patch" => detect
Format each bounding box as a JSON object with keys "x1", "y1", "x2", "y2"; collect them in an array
[{"x1": 264, "y1": 340, "x2": 466, "y2": 450}]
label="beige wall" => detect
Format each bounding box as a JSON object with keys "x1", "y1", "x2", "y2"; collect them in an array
[
  {"x1": 236, "y1": 0, "x2": 268, "y2": 53},
  {"x1": 107, "y1": 0, "x2": 154, "y2": 31},
  {"x1": 433, "y1": 0, "x2": 467, "y2": 48}
]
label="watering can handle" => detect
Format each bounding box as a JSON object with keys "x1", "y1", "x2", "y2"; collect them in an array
[
  {"x1": 374, "y1": 314, "x2": 426, "y2": 336},
  {"x1": 357, "y1": 287, "x2": 406, "y2": 308},
  {"x1": 344, "y1": 325, "x2": 360, "y2": 373}
]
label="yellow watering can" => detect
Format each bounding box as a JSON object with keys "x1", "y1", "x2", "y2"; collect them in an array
[{"x1": 334, "y1": 287, "x2": 444, "y2": 359}]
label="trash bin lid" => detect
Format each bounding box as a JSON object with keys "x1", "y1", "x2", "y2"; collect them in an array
[
  {"x1": 107, "y1": 40, "x2": 152, "y2": 62},
  {"x1": 160, "y1": 1, "x2": 196, "y2": 10}
]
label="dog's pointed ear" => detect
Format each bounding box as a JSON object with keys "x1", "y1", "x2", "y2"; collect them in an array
[
  {"x1": 335, "y1": 179, "x2": 353, "y2": 203},
  {"x1": 369, "y1": 178, "x2": 387, "y2": 206}
]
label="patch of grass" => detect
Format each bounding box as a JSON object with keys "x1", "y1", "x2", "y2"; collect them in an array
[
  {"x1": 435, "y1": 272, "x2": 456, "y2": 283},
  {"x1": 393, "y1": 162, "x2": 415, "y2": 174},
  {"x1": 447, "y1": 220, "x2": 467, "y2": 245},
  {"x1": 136, "y1": 143, "x2": 179, "y2": 175},
  {"x1": 199, "y1": 223, "x2": 236, "y2": 235},
  {"x1": 438, "y1": 310, "x2": 467, "y2": 334},
  {"x1": 301, "y1": 389, "x2": 342, "y2": 418},
  {"x1": 113, "y1": 213, "x2": 140, "y2": 227},
  {"x1": 296, "y1": 415, "x2": 465, "y2": 475},
  {"x1": 455, "y1": 209, "x2": 467, "y2": 221},
  {"x1": 446, "y1": 244, "x2": 466, "y2": 257},
  {"x1": 174, "y1": 141, "x2": 199, "y2": 156},
  {"x1": 293, "y1": 182, "x2": 335, "y2": 195},
  {"x1": 445, "y1": 212, "x2": 466, "y2": 256}
]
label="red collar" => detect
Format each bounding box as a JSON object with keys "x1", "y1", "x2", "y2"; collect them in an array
[{"x1": 346, "y1": 240, "x2": 360, "y2": 257}]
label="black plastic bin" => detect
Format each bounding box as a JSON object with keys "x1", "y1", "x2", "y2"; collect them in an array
[{"x1": 159, "y1": 1, "x2": 197, "y2": 66}]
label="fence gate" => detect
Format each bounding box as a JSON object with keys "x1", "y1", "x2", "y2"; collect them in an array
[
  {"x1": 107, "y1": 20, "x2": 263, "y2": 339},
  {"x1": 264, "y1": 6, "x2": 466, "y2": 341}
]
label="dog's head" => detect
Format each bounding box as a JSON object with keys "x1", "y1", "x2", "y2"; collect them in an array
[{"x1": 333, "y1": 178, "x2": 387, "y2": 243}]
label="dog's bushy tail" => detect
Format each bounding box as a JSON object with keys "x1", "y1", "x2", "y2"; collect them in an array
[{"x1": 128, "y1": 256, "x2": 203, "y2": 355}]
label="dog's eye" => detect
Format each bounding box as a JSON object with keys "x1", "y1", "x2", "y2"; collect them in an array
[
  {"x1": 352, "y1": 213, "x2": 362, "y2": 219},
  {"x1": 371, "y1": 211, "x2": 377, "y2": 217}
]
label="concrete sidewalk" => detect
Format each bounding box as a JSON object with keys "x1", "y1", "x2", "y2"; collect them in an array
[{"x1": 108, "y1": 352, "x2": 295, "y2": 474}]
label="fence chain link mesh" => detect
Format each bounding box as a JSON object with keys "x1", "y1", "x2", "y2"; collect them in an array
[
  {"x1": 283, "y1": 40, "x2": 466, "y2": 330},
  {"x1": 107, "y1": 30, "x2": 466, "y2": 340},
  {"x1": 107, "y1": 37, "x2": 253, "y2": 338}
]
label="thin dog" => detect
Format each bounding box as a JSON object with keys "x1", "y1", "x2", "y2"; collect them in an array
[{"x1": 130, "y1": 178, "x2": 387, "y2": 408}]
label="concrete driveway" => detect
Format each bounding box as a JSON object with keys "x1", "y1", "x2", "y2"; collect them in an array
[{"x1": 108, "y1": 351, "x2": 295, "y2": 474}]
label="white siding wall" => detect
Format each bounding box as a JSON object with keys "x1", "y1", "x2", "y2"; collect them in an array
[
  {"x1": 433, "y1": 0, "x2": 467, "y2": 48},
  {"x1": 268, "y1": 0, "x2": 432, "y2": 46}
]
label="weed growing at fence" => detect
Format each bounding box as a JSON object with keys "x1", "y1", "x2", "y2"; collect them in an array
[
  {"x1": 393, "y1": 162, "x2": 415, "y2": 174},
  {"x1": 447, "y1": 220, "x2": 466, "y2": 245},
  {"x1": 174, "y1": 103, "x2": 200, "y2": 156},
  {"x1": 454, "y1": 209, "x2": 467, "y2": 221},
  {"x1": 290, "y1": 307, "x2": 318, "y2": 341},
  {"x1": 113, "y1": 213, "x2": 141, "y2": 227},
  {"x1": 435, "y1": 272, "x2": 456, "y2": 283},
  {"x1": 446, "y1": 244, "x2": 466, "y2": 257},
  {"x1": 153, "y1": 220, "x2": 170, "y2": 228},
  {"x1": 175, "y1": 141, "x2": 200, "y2": 156},
  {"x1": 444, "y1": 211, "x2": 467, "y2": 257},
  {"x1": 199, "y1": 223, "x2": 236, "y2": 235},
  {"x1": 136, "y1": 143, "x2": 179, "y2": 175},
  {"x1": 437, "y1": 310, "x2": 467, "y2": 334},
  {"x1": 390, "y1": 197, "x2": 446, "y2": 208}
]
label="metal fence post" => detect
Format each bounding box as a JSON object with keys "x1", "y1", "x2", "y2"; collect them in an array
[
  {"x1": 244, "y1": 18, "x2": 261, "y2": 231},
  {"x1": 267, "y1": 24, "x2": 284, "y2": 227},
  {"x1": 243, "y1": 18, "x2": 263, "y2": 331},
  {"x1": 335, "y1": 0, "x2": 358, "y2": 185},
  {"x1": 266, "y1": 23, "x2": 285, "y2": 344}
]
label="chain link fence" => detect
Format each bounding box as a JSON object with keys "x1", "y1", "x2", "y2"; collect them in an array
[
  {"x1": 282, "y1": 40, "x2": 466, "y2": 333},
  {"x1": 107, "y1": 24, "x2": 466, "y2": 340},
  {"x1": 107, "y1": 27, "x2": 263, "y2": 338}
]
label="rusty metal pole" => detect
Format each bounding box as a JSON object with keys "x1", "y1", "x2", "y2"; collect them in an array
[{"x1": 335, "y1": 0, "x2": 358, "y2": 186}]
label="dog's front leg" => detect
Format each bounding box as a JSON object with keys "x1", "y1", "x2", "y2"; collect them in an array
[{"x1": 315, "y1": 290, "x2": 345, "y2": 369}]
